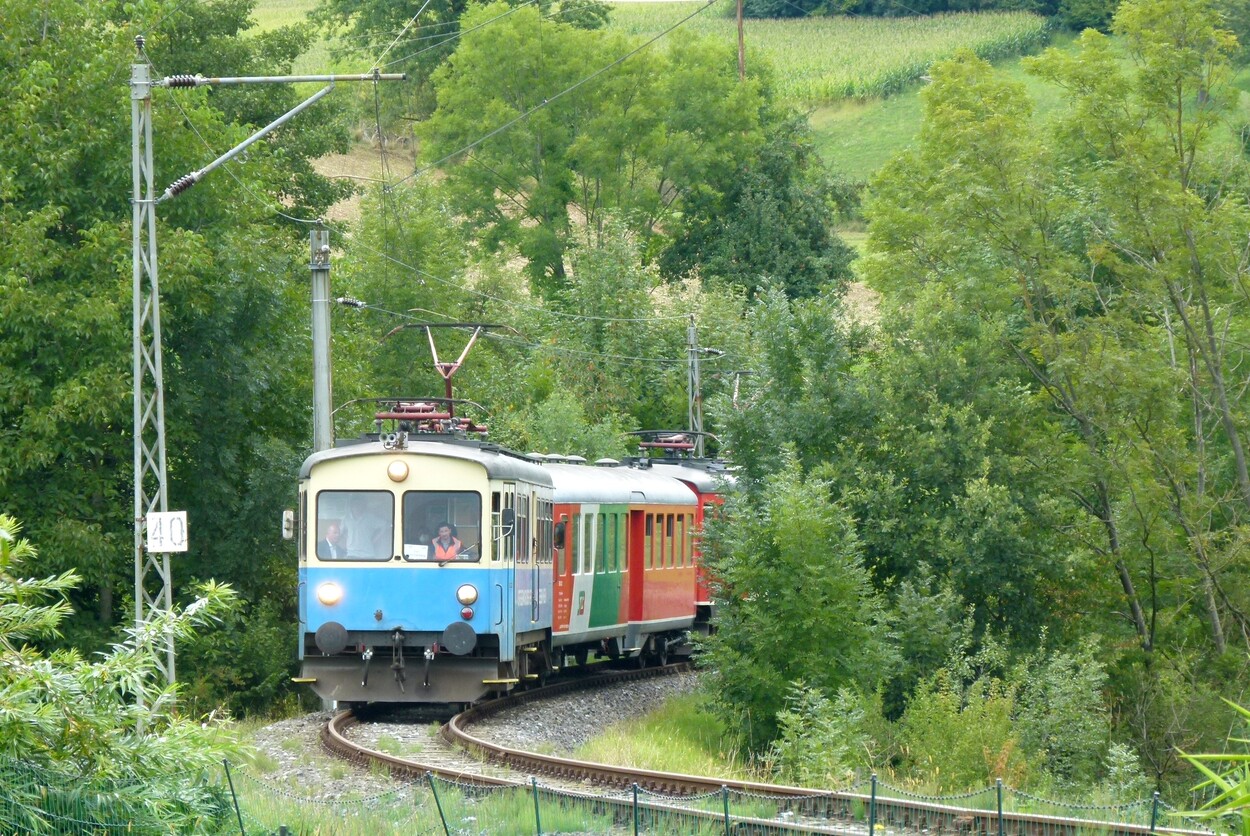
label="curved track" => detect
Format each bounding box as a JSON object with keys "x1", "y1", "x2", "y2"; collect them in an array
[{"x1": 322, "y1": 668, "x2": 1208, "y2": 836}]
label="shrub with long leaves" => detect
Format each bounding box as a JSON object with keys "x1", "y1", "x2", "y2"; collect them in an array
[
  {"x1": 0, "y1": 514, "x2": 242, "y2": 833},
  {"x1": 1177, "y1": 699, "x2": 1250, "y2": 836}
]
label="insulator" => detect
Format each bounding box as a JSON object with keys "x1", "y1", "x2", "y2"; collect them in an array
[
  {"x1": 164, "y1": 75, "x2": 201, "y2": 88},
  {"x1": 164, "y1": 174, "x2": 197, "y2": 197},
  {"x1": 135, "y1": 35, "x2": 145, "y2": 51},
  {"x1": 336, "y1": 297, "x2": 365, "y2": 308}
]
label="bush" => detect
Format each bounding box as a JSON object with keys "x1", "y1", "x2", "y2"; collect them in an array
[
  {"x1": 769, "y1": 683, "x2": 884, "y2": 787},
  {"x1": 0, "y1": 514, "x2": 242, "y2": 831},
  {"x1": 1013, "y1": 643, "x2": 1111, "y2": 785},
  {"x1": 896, "y1": 672, "x2": 1028, "y2": 792}
]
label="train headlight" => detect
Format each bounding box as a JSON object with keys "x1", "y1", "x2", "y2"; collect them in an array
[
  {"x1": 456, "y1": 584, "x2": 478, "y2": 606},
  {"x1": 386, "y1": 460, "x2": 409, "y2": 482},
  {"x1": 316, "y1": 581, "x2": 344, "y2": 606}
]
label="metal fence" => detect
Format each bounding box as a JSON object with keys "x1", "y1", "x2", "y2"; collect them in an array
[{"x1": 0, "y1": 758, "x2": 1229, "y2": 836}]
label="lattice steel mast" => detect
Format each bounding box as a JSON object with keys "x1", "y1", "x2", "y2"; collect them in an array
[
  {"x1": 131, "y1": 41, "x2": 174, "y2": 683},
  {"x1": 130, "y1": 37, "x2": 403, "y2": 684}
]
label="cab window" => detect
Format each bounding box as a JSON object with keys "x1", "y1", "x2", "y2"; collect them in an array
[{"x1": 401, "y1": 491, "x2": 482, "y2": 562}]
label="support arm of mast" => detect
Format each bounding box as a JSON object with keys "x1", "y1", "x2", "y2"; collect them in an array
[
  {"x1": 162, "y1": 72, "x2": 406, "y2": 87},
  {"x1": 158, "y1": 84, "x2": 337, "y2": 201}
]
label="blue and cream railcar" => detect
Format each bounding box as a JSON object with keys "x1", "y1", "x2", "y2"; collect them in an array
[{"x1": 297, "y1": 435, "x2": 555, "y2": 705}]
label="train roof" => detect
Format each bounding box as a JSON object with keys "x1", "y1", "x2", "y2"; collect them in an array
[
  {"x1": 630, "y1": 459, "x2": 734, "y2": 494},
  {"x1": 542, "y1": 462, "x2": 698, "y2": 506},
  {"x1": 299, "y1": 437, "x2": 553, "y2": 485}
]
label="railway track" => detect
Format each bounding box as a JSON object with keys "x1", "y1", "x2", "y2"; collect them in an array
[{"x1": 321, "y1": 667, "x2": 1211, "y2": 836}]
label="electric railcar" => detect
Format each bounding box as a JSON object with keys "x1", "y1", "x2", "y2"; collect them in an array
[{"x1": 295, "y1": 408, "x2": 725, "y2": 706}]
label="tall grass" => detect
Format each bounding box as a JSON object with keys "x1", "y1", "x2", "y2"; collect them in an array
[
  {"x1": 608, "y1": 5, "x2": 1051, "y2": 104},
  {"x1": 574, "y1": 693, "x2": 760, "y2": 780}
]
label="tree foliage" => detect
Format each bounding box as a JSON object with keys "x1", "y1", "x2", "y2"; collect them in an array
[
  {"x1": 661, "y1": 113, "x2": 858, "y2": 299},
  {"x1": 861, "y1": 0, "x2": 1250, "y2": 784},
  {"x1": 420, "y1": 2, "x2": 762, "y2": 295},
  {"x1": 700, "y1": 448, "x2": 895, "y2": 751},
  {"x1": 0, "y1": 0, "x2": 348, "y2": 710}
]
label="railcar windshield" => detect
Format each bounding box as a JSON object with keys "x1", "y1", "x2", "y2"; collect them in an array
[
  {"x1": 402, "y1": 491, "x2": 482, "y2": 562},
  {"x1": 316, "y1": 490, "x2": 393, "y2": 561}
]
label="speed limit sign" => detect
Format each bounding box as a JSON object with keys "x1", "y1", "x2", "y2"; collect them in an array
[{"x1": 146, "y1": 511, "x2": 188, "y2": 553}]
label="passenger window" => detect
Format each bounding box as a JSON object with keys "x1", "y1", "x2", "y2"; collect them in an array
[
  {"x1": 298, "y1": 489, "x2": 307, "y2": 563},
  {"x1": 646, "y1": 514, "x2": 654, "y2": 569},
  {"x1": 666, "y1": 514, "x2": 675, "y2": 568},
  {"x1": 677, "y1": 514, "x2": 685, "y2": 567},
  {"x1": 573, "y1": 513, "x2": 582, "y2": 574},
  {"x1": 316, "y1": 490, "x2": 393, "y2": 561},
  {"x1": 609, "y1": 514, "x2": 618, "y2": 572},
  {"x1": 598, "y1": 513, "x2": 607, "y2": 574}
]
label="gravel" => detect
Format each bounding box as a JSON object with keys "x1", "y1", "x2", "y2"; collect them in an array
[{"x1": 243, "y1": 672, "x2": 701, "y2": 799}]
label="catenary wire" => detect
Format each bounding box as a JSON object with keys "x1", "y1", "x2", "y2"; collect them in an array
[
  {"x1": 371, "y1": 0, "x2": 434, "y2": 71},
  {"x1": 318, "y1": 0, "x2": 629, "y2": 63},
  {"x1": 346, "y1": 235, "x2": 697, "y2": 323},
  {"x1": 377, "y1": 0, "x2": 540, "y2": 70},
  {"x1": 350, "y1": 301, "x2": 732, "y2": 367},
  {"x1": 138, "y1": 0, "x2": 757, "y2": 334}
]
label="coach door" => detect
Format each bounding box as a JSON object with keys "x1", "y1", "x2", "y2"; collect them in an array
[
  {"x1": 492, "y1": 486, "x2": 517, "y2": 654},
  {"x1": 568, "y1": 507, "x2": 597, "y2": 634},
  {"x1": 516, "y1": 485, "x2": 539, "y2": 631}
]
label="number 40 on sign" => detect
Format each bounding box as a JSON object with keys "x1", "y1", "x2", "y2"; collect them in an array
[{"x1": 146, "y1": 511, "x2": 188, "y2": 553}]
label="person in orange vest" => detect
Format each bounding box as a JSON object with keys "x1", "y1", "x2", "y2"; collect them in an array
[{"x1": 431, "y1": 522, "x2": 462, "y2": 562}]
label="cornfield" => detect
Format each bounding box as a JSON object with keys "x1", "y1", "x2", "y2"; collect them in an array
[{"x1": 606, "y1": 5, "x2": 1051, "y2": 104}]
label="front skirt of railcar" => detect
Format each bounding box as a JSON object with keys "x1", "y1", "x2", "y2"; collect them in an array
[{"x1": 299, "y1": 624, "x2": 510, "y2": 705}]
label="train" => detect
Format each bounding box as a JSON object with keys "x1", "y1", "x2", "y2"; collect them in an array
[{"x1": 293, "y1": 400, "x2": 728, "y2": 706}]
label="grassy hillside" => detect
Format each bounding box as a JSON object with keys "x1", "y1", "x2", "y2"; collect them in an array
[
  {"x1": 812, "y1": 32, "x2": 1080, "y2": 181},
  {"x1": 251, "y1": 0, "x2": 316, "y2": 30},
  {"x1": 608, "y1": 4, "x2": 1050, "y2": 103}
]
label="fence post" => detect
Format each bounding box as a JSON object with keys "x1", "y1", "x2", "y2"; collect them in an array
[
  {"x1": 868, "y1": 773, "x2": 878, "y2": 836},
  {"x1": 633, "y1": 783, "x2": 640, "y2": 836},
  {"x1": 1150, "y1": 791, "x2": 1160, "y2": 833},
  {"x1": 222, "y1": 759, "x2": 246, "y2": 836},
  {"x1": 722, "y1": 785, "x2": 731, "y2": 836},
  {"x1": 532, "y1": 776, "x2": 543, "y2": 835},
  {"x1": 996, "y1": 779, "x2": 1004, "y2": 836},
  {"x1": 426, "y1": 772, "x2": 451, "y2": 836}
]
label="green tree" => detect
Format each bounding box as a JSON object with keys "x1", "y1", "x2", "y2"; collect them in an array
[
  {"x1": 420, "y1": 3, "x2": 761, "y2": 295},
  {"x1": 896, "y1": 672, "x2": 1026, "y2": 792},
  {"x1": 862, "y1": 0, "x2": 1250, "y2": 782},
  {"x1": 1013, "y1": 643, "x2": 1111, "y2": 784},
  {"x1": 661, "y1": 113, "x2": 858, "y2": 299},
  {"x1": 769, "y1": 683, "x2": 886, "y2": 786},
  {"x1": 1058, "y1": 0, "x2": 1119, "y2": 31},
  {"x1": 0, "y1": 0, "x2": 343, "y2": 710},
  {"x1": 700, "y1": 448, "x2": 895, "y2": 751}
]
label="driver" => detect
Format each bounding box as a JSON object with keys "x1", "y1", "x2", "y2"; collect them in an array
[{"x1": 431, "y1": 522, "x2": 463, "y2": 562}]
